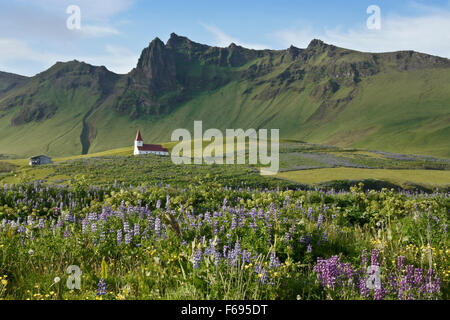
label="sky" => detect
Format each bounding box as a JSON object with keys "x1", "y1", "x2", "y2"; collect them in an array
[{"x1": 1, "y1": 0, "x2": 450, "y2": 76}]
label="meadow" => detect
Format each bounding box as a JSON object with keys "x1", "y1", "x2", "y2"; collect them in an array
[
  {"x1": 1, "y1": 141, "x2": 449, "y2": 191},
  {"x1": 0, "y1": 180, "x2": 448, "y2": 300},
  {"x1": 277, "y1": 168, "x2": 450, "y2": 191},
  {"x1": 0, "y1": 146, "x2": 449, "y2": 300},
  {"x1": 0, "y1": 140, "x2": 449, "y2": 300}
]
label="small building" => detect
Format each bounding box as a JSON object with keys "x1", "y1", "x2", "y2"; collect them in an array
[
  {"x1": 29, "y1": 155, "x2": 52, "y2": 166},
  {"x1": 133, "y1": 130, "x2": 169, "y2": 156}
]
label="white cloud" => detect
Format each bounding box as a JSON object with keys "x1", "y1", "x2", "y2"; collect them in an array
[
  {"x1": 200, "y1": 23, "x2": 269, "y2": 50},
  {"x1": 79, "y1": 45, "x2": 139, "y2": 74},
  {"x1": 272, "y1": 10, "x2": 450, "y2": 58},
  {"x1": 0, "y1": 38, "x2": 138, "y2": 76},
  {"x1": 0, "y1": 38, "x2": 58, "y2": 73},
  {"x1": 24, "y1": 0, "x2": 135, "y2": 20},
  {"x1": 78, "y1": 25, "x2": 121, "y2": 37},
  {"x1": 2, "y1": 1, "x2": 132, "y2": 40},
  {"x1": 0, "y1": 1, "x2": 137, "y2": 75}
]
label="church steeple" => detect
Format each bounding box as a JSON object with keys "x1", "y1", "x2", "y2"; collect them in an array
[
  {"x1": 136, "y1": 129, "x2": 143, "y2": 142},
  {"x1": 134, "y1": 130, "x2": 144, "y2": 154}
]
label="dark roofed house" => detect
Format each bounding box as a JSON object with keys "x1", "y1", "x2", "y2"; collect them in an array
[{"x1": 29, "y1": 155, "x2": 52, "y2": 166}]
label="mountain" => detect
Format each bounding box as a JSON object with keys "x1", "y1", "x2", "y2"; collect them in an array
[
  {"x1": 0, "y1": 71, "x2": 29, "y2": 98},
  {"x1": 1, "y1": 33, "x2": 450, "y2": 158}
]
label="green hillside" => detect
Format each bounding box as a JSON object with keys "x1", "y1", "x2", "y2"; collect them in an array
[{"x1": 0, "y1": 34, "x2": 449, "y2": 158}]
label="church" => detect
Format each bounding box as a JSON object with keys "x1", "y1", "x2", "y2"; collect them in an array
[{"x1": 133, "y1": 130, "x2": 169, "y2": 156}]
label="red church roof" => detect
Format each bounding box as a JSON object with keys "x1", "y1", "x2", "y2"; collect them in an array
[
  {"x1": 138, "y1": 144, "x2": 169, "y2": 152},
  {"x1": 135, "y1": 130, "x2": 143, "y2": 141}
]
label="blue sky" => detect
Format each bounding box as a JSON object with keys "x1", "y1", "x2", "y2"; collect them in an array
[{"x1": 1, "y1": 0, "x2": 450, "y2": 76}]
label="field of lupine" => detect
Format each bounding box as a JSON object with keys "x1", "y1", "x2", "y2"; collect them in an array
[{"x1": 0, "y1": 177, "x2": 448, "y2": 300}]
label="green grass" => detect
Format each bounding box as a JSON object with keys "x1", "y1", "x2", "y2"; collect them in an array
[
  {"x1": 0, "y1": 154, "x2": 295, "y2": 189},
  {"x1": 276, "y1": 168, "x2": 450, "y2": 189},
  {"x1": 1, "y1": 140, "x2": 449, "y2": 191}
]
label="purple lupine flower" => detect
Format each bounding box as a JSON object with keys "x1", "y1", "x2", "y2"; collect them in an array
[
  {"x1": 359, "y1": 277, "x2": 370, "y2": 298},
  {"x1": 307, "y1": 207, "x2": 313, "y2": 220},
  {"x1": 227, "y1": 241, "x2": 242, "y2": 267},
  {"x1": 414, "y1": 268, "x2": 424, "y2": 287},
  {"x1": 254, "y1": 263, "x2": 267, "y2": 284},
  {"x1": 300, "y1": 234, "x2": 311, "y2": 245},
  {"x1": 405, "y1": 265, "x2": 414, "y2": 286},
  {"x1": 371, "y1": 249, "x2": 380, "y2": 266},
  {"x1": 192, "y1": 249, "x2": 203, "y2": 269},
  {"x1": 214, "y1": 250, "x2": 221, "y2": 266},
  {"x1": 314, "y1": 256, "x2": 339, "y2": 290},
  {"x1": 57, "y1": 217, "x2": 63, "y2": 228},
  {"x1": 97, "y1": 278, "x2": 107, "y2": 296},
  {"x1": 81, "y1": 219, "x2": 88, "y2": 233},
  {"x1": 241, "y1": 250, "x2": 251, "y2": 264},
  {"x1": 38, "y1": 219, "x2": 45, "y2": 230},
  {"x1": 283, "y1": 194, "x2": 290, "y2": 208},
  {"x1": 269, "y1": 251, "x2": 281, "y2": 269},
  {"x1": 88, "y1": 212, "x2": 97, "y2": 222},
  {"x1": 361, "y1": 249, "x2": 367, "y2": 268},
  {"x1": 123, "y1": 221, "x2": 130, "y2": 233},
  {"x1": 223, "y1": 245, "x2": 228, "y2": 259},
  {"x1": 125, "y1": 232, "x2": 132, "y2": 245},
  {"x1": 231, "y1": 215, "x2": 237, "y2": 230},
  {"x1": 134, "y1": 223, "x2": 140, "y2": 237},
  {"x1": 213, "y1": 220, "x2": 219, "y2": 235},
  {"x1": 166, "y1": 195, "x2": 170, "y2": 210},
  {"x1": 284, "y1": 231, "x2": 291, "y2": 242},
  {"x1": 116, "y1": 229, "x2": 122, "y2": 245},
  {"x1": 155, "y1": 216, "x2": 161, "y2": 237},
  {"x1": 322, "y1": 231, "x2": 328, "y2": 243},
  {"x1": 64, "y1": 228, "x2": 70, "y2": 238},
  {"x1": 317, "y1": 213, "x2": 324, "y2": 229},
  {"x1": 374, "y1": 288, "x2": 384, "y2": 300},
  {"x1": 397, "y1": 256, "x2": 405, "y2": 272},
  {"x1": 432, "y1": 216, "x2": 439, "y2": 225},
  {"x1": 204, "y1": 212, "x2": 212, "y2": 225}
]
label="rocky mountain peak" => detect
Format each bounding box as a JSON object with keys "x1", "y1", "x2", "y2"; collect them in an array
[
  {"x1": 287, "y1": 45, "x2": 302, "y2": 59},
  {"x1": 132, "y1": 35, "x2": 177, "y2": 95},
  {"x1": 166, "y1": 32, "x2": 190, "y2": 48},
  {"x1": 306, "y1": 39, "x2": 334, "y2": 53}
]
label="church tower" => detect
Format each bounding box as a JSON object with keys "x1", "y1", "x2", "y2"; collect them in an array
[{"x1": 134, "y1": 130, "x2": 144, "y2": 155}]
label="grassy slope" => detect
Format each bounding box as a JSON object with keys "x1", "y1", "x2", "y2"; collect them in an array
[
  {"x1": 0, "y1": 48, "x2": 449, "y2": 159},
  {"x1": 0, "y1": 80, "x2": 102, "y2": 157},
  {"x1": 85, "y1": 68, "x2": 449, "y2": 158},
  {"x1": 276, "y1": 168, "x2": 450, "y2": 188},
  {"x1": 301, "y1": 68, "x2": 450, "y2": 157},
  {"x1": 2, "y1": 140, "x2": 448, "y2": 190}
]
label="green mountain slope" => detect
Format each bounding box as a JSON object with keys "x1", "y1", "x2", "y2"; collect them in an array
[
  {"x1": 0, "y1": 71, "x2": 29, "y2": 98},
  {"x1": 0, "y1": 33, "x2": 449, "y2": 158}
]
